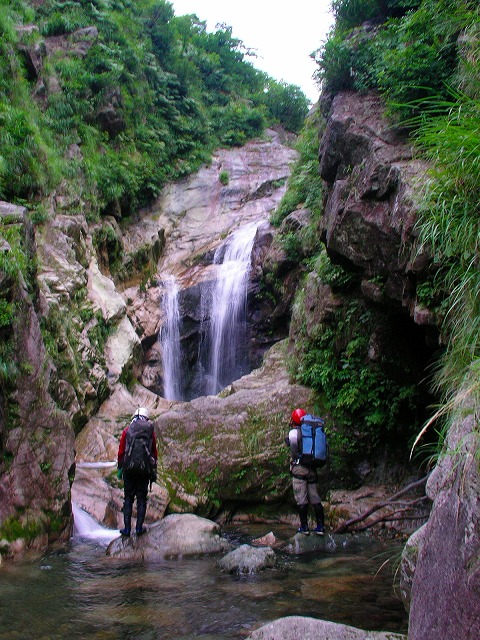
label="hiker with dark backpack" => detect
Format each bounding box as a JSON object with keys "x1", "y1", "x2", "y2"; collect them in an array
[
  {"x1": 117, "y1": 407, "x2": 158, "y2": 537},
  {"x1": 285, "y1": 407, "x2": 328, "y2": 535}
]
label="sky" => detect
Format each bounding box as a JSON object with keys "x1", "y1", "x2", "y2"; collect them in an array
[{"x1": 169, "y1": 1, "x2": 335, "y2": 104}]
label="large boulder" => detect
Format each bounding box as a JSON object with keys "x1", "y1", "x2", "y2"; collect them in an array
[
  {"x1": 153, "y1": 339, "x2": 314, "y2": 518},
  {"x1": 71, "y1": 463, "x2": 169, "y2": 530},
  {"x1": 403, "y1": 399, "x2": 480, "y2": 639},
  {"x1": 105, "y1": 513, "x2": 233, "y2": 560},
  {"x1": 247, "y1": 616, "x2": 406, "y2": 639}
]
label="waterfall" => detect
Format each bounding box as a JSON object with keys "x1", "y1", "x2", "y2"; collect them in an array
[
  {"x1": 160, "y1": 274, "x2": 183, "y2": 400},
  {"x1": 72, "y1": 503, "x2": 118, "y2": 542},
  {"x1": 205, "y1": 221, "x2": 258, "y2": 395}
]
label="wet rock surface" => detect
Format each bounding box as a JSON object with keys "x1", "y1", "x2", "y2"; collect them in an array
[
  {"x1": 106, "y1": 513, "x2": 233, "y2": 560},
  {"x1": 218, "y1": 544, "x2": 277, "y2": 574},
  {"x1": 247, "y1": 616, "x2": 407, "y2": 640}
]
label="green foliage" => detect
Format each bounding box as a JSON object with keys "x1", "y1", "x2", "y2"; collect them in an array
[
  {"x1": 0, "y1": 103, "x2": 60, "y2": 200},
  {"x1": 331, "y1": 0, "x2": 421, "y2": 31},
  {"x1": 0, "y1": 222, "x2": 30, "y2": 387},
  {"x1": 0, "y1": 516, "x2": 42, "y2": 542},
  {"x1": 0, "y1": 299, "x2": 14, "y2": 329},
  {"x1": 413, "y1": 88, "x2": 480, "y2": 395},
  {"x1": 0, "y1": 0, "x2": 308, "y2": 218},
  {"x1": 262, "y1": 80, "x2": 310, "y2": 133},
  {"x1": 279, "y1": 232, "x2": 302, "y2": 259},
  {"x1": 93, "y1": 223, "x2": 123, "y2": 272},
  {"x1": 314, "y1": 0, "x2": 470, "y2": 119},
  {"x1": 219, "y1": 170, "x2": 229, "y2": 185},
  {"x1": 271, "y1": 109, "x2": 324, "y2": 227},
  {"x1": 290, "y1": 281, "x2": 420, "y2": 468},
  {"x1": 212, "y1": 102, "x2": 266, "y2": 147}
]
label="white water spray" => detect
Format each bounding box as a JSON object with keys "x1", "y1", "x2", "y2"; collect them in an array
[
  {"x1": 206, "y1": 221, "x2": 259, "y2": 395},
  {"x1": 72, "y1": 503, "x2": 118, "y2": 542},
  {"x1": 160, "y1": 274, "x2": 183, "y2": 400}
]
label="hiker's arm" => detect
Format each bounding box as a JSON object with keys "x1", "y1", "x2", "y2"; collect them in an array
[
  {"x1": 151, "y1": 432, "x2": 158, "y2": 462},
  {"x1": 287, "y1": 428, "x2": 299, "y2": 460},
  {"x1": 117, "y1": 429, "x2": 127, "y2": 468}
]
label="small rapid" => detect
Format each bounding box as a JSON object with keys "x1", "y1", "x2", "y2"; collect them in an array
[{"x1": 72, "y1": 503, "x2": 118, "y2": 543}]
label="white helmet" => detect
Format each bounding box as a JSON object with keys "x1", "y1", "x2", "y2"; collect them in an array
[{"x1": 134, "y1": 407, "x2": 149, "y2": 420}]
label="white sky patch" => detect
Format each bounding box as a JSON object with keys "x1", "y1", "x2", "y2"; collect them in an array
[{"x1": 170, "y1": 0, "x2": 334, "y2": 104}]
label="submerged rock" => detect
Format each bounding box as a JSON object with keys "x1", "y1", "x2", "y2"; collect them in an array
[
  {"x1": 247, "y1": 616, "x2": 406, "y2": 639},
  {"x1": 282, "y1": 531, "x2": 376, "y2": 555},
  {"x1": 105, "y1": 513, "x2": 232, "y2": 560},
  {"x1": 218, "y1": 544, "x2": 276, "y2": 574}
]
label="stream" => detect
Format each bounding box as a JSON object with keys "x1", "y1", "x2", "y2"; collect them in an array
[{"x1": 0, "y1": 513, "x2": 408, "y2": 639}]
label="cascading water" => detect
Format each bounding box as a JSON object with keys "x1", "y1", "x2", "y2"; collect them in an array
[
  {"x1": 160, "y1": 274, "x2": 183, "y2": 400},
  {"x1": 72, "y1": 503, "x2": 118, "y2": 542},
  {"x1": 204, "y1": 221, "x2": 259, "y2": 395}
]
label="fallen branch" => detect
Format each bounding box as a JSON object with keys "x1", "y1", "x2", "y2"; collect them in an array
[
  {"x1": 333, "y1": 474, "x2": 431, "y2": 534},
  {"x1": 348, "y1": 504, "x2": 430, "y2": 533}
]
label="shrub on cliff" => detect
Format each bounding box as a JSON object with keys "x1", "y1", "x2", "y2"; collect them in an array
[
  {"x1": 314, "y1": 0, "x2": 470, "y2": 119},
  {"x1": 0, "y1": 0, "x2": 308, "y2": 216}
]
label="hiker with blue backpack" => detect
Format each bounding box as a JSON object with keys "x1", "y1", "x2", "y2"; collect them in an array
[
  {"x1": 117, "y1": 407, "x2": 158, "y2": 537},
  {"x1": 286, "y1": 408, "x2": 328, "y2": 535}
]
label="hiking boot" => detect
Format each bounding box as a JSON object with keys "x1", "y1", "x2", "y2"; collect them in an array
[
  {"x1": 120, "y1": 528, "x2": 131, "y2": 537},
  {"x1": 313, "y1": 525, "x2": 324, "y2": 535},
  {"x1": 297, "y1": 504, "x2": 310, "y2": 535},
  {"x1": 135, "y1": 527, "x2": 147, "y2": 536}
]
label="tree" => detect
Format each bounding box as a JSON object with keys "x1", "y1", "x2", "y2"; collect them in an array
[{"x1": 263, "y1": 80, "x2": 310, "y2": 133}]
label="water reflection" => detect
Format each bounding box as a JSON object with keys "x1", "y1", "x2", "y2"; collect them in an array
[{"x1": 0, "y1": 524, "x2": 408, "y2": 639}]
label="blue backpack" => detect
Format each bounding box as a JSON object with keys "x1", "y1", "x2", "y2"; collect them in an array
[{"x1": 298, "y1": 414, "x2": 328, "y2": 467}]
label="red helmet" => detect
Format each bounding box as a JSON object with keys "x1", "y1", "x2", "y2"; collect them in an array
[{"x1": 291, "y1": 408, "x2": 307, "y2": 425}]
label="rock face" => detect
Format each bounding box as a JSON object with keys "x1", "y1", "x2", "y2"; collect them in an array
[
  {"x1": 402, "y1": 404, "x2": 480, "y2": 639},
  {"x1": 0, "y1": 203, "x2": 75, "y2": 553},
  {"x1": 106, "y1": 513, "x2": 232, "y2": 560},
  {"x1": 318, "y1": 91, "x2": 431, "y2": 319},
  {"x1": 247, "y1": 616, "x2": 406, "y2": 640},
  {"x1": 313, "y1": 90, "x2": 479, "y2": 637},
  {"x1": 124, "y1": 128, "x2": 298, "y2": 398},
  {"x1": 0, "y1": 125, "x2": 299, "y2": 556}
]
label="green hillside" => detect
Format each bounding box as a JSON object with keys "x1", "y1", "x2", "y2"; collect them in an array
[{"x1": 0, "y1": 0, "x2": 309, "y2": 218}]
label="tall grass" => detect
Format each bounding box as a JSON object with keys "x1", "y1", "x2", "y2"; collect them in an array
[{"x1": 414, "y1": 90, "x2": 480, "y2": 400}]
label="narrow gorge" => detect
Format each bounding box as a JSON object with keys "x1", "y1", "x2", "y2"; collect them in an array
[{"x1": 0, "y1": 1, "x2": 479, "y2": 639}]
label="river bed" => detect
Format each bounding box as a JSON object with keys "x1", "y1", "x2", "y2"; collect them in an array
[{"x1": 0, "y1": 516, "x2": 408, "y2": 639}]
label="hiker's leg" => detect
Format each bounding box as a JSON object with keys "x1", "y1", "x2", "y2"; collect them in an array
[
  {"x1": 297, "y1": 504, "x2": 310, "y2": 534},
  {"x1": 307, "y1": 479, "x2": 324, "y2": 534},
  {"x1": 293, "y1": 476, "x2": 310, "y2": 534},
  {"x1": 120, "y1": 474, "x2": 135, "y2": 536},
  {"x1": 312, "y1": 502, "x2": 325, "y2": 534},
  {"x1": 135, "y1": 477, "x2": 149, "y2": 535}
]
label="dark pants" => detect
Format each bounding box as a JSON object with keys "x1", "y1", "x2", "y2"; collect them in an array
[{"x1": 122, "y1": 472, "x2": 149, "y2": 532}]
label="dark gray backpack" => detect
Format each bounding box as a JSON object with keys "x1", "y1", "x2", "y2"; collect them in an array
[{"x1": 123, "y1": 418, "x2": 155, "y2": 477}]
